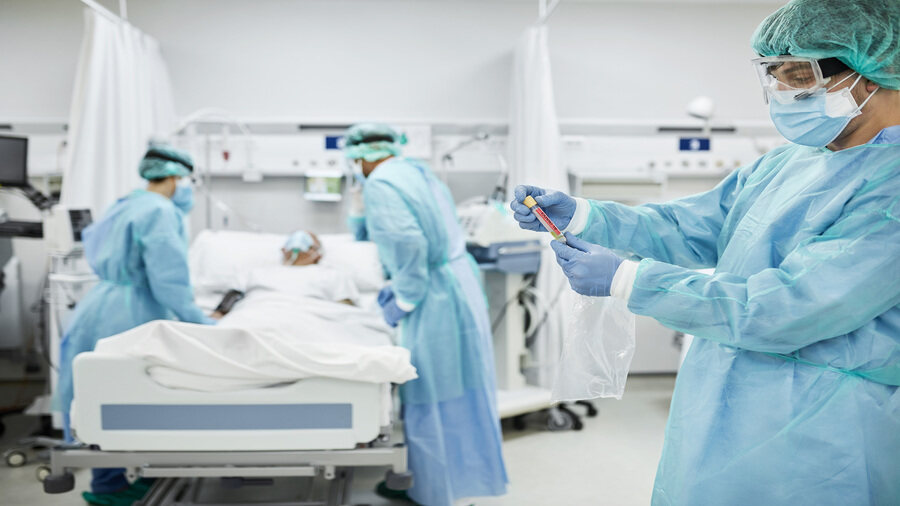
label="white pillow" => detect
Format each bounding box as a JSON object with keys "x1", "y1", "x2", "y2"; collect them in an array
[
  {"x1": 189, "y1": 230, "x2": 284, "y2": 292},
  {"x1": 315, "y1": 235, "x2": 385, "y2": 293}
]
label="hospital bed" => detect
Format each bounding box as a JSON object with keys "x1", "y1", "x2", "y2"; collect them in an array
[{"x1": 42, "y1": 231, "x2": 415, "y2": 505}]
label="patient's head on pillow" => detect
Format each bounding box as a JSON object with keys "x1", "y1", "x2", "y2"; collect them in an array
[{"x1": 281, "y1": 231, "x2": 322, "y2": 266}]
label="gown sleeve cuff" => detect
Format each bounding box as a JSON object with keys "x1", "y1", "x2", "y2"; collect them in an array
[
  {"x1": 610, "y1": 259, "x2": 640, "y2": 302},
  {"x1": 564, "y1": 198, "x2": 591, "y2": 236},
  {"x1": 395, "y1": 297, "x2": 417, "y2": 312}
]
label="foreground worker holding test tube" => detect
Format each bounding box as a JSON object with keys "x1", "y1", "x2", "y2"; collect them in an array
[{"x1": 511, "y1": 0, "x2": 900, "y2": 505}]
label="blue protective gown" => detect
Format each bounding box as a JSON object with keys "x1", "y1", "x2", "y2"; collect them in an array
[
  {"x1": 56, "y1": 190, "x2": 212, "y2": 493},
  {"x1": 351, "y1": 157, "x2": 507, "y2": 506},
  {"x1": 577, "y1": 126, "x2": 900, "y2": 505}
]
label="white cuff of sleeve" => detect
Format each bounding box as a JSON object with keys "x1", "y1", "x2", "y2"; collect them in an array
[
  {"x1": 563, "y1": 198, "x2": 591, "y2": 236},
  {"x1": 395, "y1": 298, "x2": 417, "y2": 312},
  {"x1": 610, "y1": 260, "x2": 640, "y2": 302}
]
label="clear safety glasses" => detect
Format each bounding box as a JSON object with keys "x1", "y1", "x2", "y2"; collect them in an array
[{"x1": 751, "y1": 56, "x2": 843, "y2": 104}]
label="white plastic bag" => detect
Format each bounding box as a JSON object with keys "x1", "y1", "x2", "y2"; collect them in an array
[{"x1": 551, "y1": 294, "x2": 636, "y2": 401}]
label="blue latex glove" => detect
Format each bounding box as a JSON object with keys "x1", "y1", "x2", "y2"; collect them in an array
[
  {"x1": 510, "y1": 185, "x2": 577, "y2": 232},
  {"x1": 382, "y1": 299, "x2": 410, "y2": 328},
  {"x1": 377, "y1": 286, "x2": 395, "y2": 307},
  {"x1": 551, "y1": 232, "x2": 624, "y2": 297}
]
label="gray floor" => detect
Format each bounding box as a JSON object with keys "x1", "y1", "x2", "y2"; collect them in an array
[{"x1": 0, "y1": 375, "x2": 674, "y2": 506}]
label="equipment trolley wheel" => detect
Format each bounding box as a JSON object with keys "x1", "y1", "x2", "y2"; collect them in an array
[
  {"x1": 43, "y1": 472, "x2": 75, "y2": 494},
  {"x1": 4, "y1": 449, "x2": 27, "y2": 467},
  {"x1": 36, "y1": 465, "x2": 51, "y2": 482}
]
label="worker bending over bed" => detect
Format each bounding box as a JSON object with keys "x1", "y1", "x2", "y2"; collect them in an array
[
  {"x1": 344, "y1": 123, "x2": 508, "y2": 506},
  {"x1": 55, "y1": 144, "x2": 216, "y2": 506}
]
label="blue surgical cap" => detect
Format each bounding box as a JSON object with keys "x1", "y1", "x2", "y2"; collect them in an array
[
  {"x1": 343, "y1": 123, "x2": 405, "y2": 162},
  {"x1": 139, "y1": 144, "x2": 194, "y2": 180},
  {"x1": 751, "y1": 0, "x2": 900, "y2": 90}
]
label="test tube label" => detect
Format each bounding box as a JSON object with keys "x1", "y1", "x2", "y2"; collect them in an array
[{"x1": 534, "y1": 207, "x2": 563, "y2": 237}]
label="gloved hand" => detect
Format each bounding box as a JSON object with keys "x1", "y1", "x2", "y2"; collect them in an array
[
  {"x1": 510, "y1": 185, "x2": 577, "y2": 232},
  {"x1": 377, "y1": 286, "x2": 395, "y2": 307},
  {"x1": 377, "y1": 286, "x2": 409, "y2": 327},
  {"x1": 551, "y1": 232, "x2": 624, "y2": 297},
  {"x1": 382, "y1": 299, "x2": 410, "y2": 328}
]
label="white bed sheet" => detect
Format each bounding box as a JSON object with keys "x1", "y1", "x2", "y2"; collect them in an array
[{"x1": 94, "y1": 291, "x2": 417, "y2": 392}]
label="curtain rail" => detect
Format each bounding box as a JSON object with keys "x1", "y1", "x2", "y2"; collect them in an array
[
  {"x1": 536, "y1": 0, "x2": 561, "y2": 25},
  {"x1": 79, "y1": 0, "x2": 125, "y2": 23}
]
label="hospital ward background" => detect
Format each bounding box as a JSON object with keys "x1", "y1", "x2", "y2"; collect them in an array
[{"x1": 2, "y1": 0, "x2": 895, "y2": 505}]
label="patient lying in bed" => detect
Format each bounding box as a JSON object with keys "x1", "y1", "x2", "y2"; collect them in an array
[
  {"x1": 190, "y1": 230, "x2": 385, "y2": 311},
  {"x1": 90, "y1": 230, "x2": 414, "y2": 392}
]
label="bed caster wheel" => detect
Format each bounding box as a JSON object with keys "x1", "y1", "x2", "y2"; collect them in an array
[
  {"x1": 4, "y1": 449, "x2": 27, "y2": 467},
  {"x1": 36, "y1": 465, "x2": 51, "y2": 482},
  {"x1": 512, "y1": 415, "x2": 527, "y2": 431},
  {"x1": 43, "y1": 472, "x2": 75, "y2": 494},
  {"x1": 547, "y1": 407, "x2": 582, "y2": 432},
  {"x1": 385, "y1": 470, "x2": 413, "y2": 491},
  {"x1": 576, "y1": 400, "x2": 599, "y2": 417}
]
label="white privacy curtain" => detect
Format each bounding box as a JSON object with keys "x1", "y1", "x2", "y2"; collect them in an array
[
  {"x1": 62, "y1": 8, "x2": 177, "y2": 217},
  {"x1": 507, "y1": 25, "x2": 576, "y2": 389}
]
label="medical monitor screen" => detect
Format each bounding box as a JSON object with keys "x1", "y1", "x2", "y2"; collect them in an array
[{"x1": 0, "y1": 136, "x2": 28, "y2": 187}]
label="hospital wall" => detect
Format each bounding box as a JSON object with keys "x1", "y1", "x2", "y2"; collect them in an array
[
  {"x1": 1, "y1": 0, "x2": 783, "y2": 343},
  {"x1": 3, "y1": 0, "x2": 781, "y2": 121}
]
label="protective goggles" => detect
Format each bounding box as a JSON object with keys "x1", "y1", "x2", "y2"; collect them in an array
[{"x1": 751, "y1": 56, "x2": 850, "y2": 104}]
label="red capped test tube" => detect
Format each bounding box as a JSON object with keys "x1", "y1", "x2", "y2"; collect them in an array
[{"x1": 522, "y1": 195, "x2": 567, "y2": 243}]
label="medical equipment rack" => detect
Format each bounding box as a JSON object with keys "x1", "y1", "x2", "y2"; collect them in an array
[{"x1": 42, "y1": 441, "x2": 412, "y2": 506}]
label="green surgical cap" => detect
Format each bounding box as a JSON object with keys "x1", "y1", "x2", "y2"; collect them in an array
[
  {"x1": 138, "y1": 144, "x2": 194, "y2": 180},
  {"x1": 343, "y1": 123, "x2": 405, "y2": 162},
  {"x1": 751, "y1": 0, "x2": 900, "y2": 90}
]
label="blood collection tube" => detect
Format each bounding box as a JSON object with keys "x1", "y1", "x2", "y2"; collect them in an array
[{"x1": 523, "y1": 196, "x2": 567, "y2": 243}]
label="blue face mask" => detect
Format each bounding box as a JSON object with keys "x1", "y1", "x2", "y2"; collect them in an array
[
  {"x1": 172, "y1": 182, "x2": 194, "y2": 213},
  {"x1": 768, "y1": 74, "x2": 878, "y2": 147},
  {"x1": 350, "y1": 160, "x2": 367, "y2": 186}
]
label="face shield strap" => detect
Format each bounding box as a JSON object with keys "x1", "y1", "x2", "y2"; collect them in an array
[
  {"x1": 348, "y1": 134, "x2": 396, "y2": 146},
  {"x1": 791, "y1": 72, "x2": 860, "y2": 101},
  {"x1": 144, "y1": 151, "x2": 194, "y2": 173},
  {"x1": 818, "y1": 57, "x2": 850, "y2": 79}
]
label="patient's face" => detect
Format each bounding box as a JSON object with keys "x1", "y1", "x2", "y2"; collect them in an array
[{"x1": 282, "y1": 232, "x2": 322, "y2": 266}]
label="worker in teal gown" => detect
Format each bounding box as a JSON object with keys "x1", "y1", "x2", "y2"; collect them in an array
[
  {"x1": 55, "y1": 145, "x2": 215, "y2": 505},
  {"x1": 512, "y1": 1, "x2": 900, "y2": 504},
  {"x1": 345, "y1": 124, "x2": 507, "y2": 506}
]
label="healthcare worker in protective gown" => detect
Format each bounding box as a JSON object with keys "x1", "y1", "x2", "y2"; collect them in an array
[
  {"x1": 513, "y1": 1, "x2": 900, "y2": 504},
  {"x1": 345, "y1": 123, "x2": 507, "y2": 506},
  {"x1": 56, "y1": 144, "x2": 215, "y2": 505}
]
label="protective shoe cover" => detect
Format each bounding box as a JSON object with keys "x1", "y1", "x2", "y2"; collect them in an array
[
  {"x1": 82, "y1": 477, "x2": 154, "y2": 505},
  {"x1": 575, "y1": 126, "x2": 900, "y2": 505},
  {"x1": 55, "y1": 190, "x2": 213, "y2": 427},
  {"x1": 354, "y1": 157, "x2": 508, "y2": 506},
  {"x1": 751, "y1": 0, "x2": 900, "y2": 90}
]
